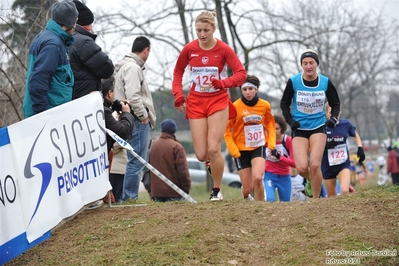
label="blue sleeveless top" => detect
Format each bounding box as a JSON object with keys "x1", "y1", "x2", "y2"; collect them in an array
[{"x1": 291, "y1": 73, "x2": 329, "y2": 130}]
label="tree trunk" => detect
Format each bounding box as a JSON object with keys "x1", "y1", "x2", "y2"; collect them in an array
[{"x1": 41, "y1": 0, "x2": 46, "y2": 29}]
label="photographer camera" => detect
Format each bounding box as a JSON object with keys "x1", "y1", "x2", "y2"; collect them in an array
[
  {"x1": 99, "y1": 77, "x2": 134, "y2": 205},
  {"x1": 112, "y1": 99, "x2": 130, "y2": 113}
]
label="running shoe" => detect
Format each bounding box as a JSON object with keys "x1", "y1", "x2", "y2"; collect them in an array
[
  {"x1": 205, "y1": 160, "x2": 212, "y2": 175},
  {"x1": 305, "y1": 179, "x2": 313, "y2": 198},
  {"x1": 87, "y1": 200, "x2": 103, "y2": 210},
  {"x1": 241, "y1": 186, "x2": 254, "y2": 201},
  {"x1": 245, "y1": 194, "x2": 255, "y2": 201},
  {"x1": 210, "y1": 189, "x2": 223, "y2": 201}
]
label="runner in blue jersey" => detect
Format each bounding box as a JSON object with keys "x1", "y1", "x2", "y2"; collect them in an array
[
  {"x1": 321, "y1": 104, "x2": 365, "y2": 196},
  {"x1": 280, "y1": 49, "x2": 340, "y2": 199}
]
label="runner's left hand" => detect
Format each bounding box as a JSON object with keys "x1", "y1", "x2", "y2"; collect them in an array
[
  {"x1": 325, "y1": 117, "x2": 338, "y2": 128},
  {"x1": 210, "y1": 78, "x2": 225, "y2": 89},
  {"x1": 357, "y1": 146, "x2": 365, "y2": 163},
  {"x1": 271, "y1": 149, "x2": 280, "y2": 159}
]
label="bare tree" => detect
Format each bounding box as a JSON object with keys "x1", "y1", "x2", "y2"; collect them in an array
[
  {"x1": 1, "y1": 0, "x2": 398, "y2": 142},
  {"x1": 0, "y1": 0, "x2": 55, "y2": 126},
  {"x1": 226, "y1": 0, "x2": 399, "y2": 141}
]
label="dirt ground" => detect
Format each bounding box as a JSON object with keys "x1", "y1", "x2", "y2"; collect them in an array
[{"x1": 6, "y1": 185, "x2": 399, "y2": 266}]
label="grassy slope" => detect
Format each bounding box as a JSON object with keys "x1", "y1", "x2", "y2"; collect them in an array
[{"x1": 6, "y1": 185, "x2": 399, "y2": 266}]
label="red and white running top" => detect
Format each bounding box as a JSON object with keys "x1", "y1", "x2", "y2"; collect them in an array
[{"x1": 172, "y1": 39, "x2": 246, "y2": 101}]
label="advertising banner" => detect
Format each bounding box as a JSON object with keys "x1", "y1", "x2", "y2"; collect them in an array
[{"x1": 0, "y1": 92, "x2": 111, "y2": 264}]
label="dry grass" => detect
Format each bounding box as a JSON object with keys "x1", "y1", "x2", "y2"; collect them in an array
[{"x1": 6, "y1": 185, "x2": 399, "y2": 266}]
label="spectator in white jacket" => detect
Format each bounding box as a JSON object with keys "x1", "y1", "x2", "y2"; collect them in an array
[{"x1": 114, "y1": 36, "x2": 156, "y2": 202}]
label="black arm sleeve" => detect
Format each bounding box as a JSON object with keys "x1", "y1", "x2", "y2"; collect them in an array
[
  {"x1": 81, "y1": 38, "x2": 114, "y2": 79},
  {"x1": 280, "y1": 79, "x2": 294, "y2": 125},
  {"x1": 326, "y1": 80, "x2": 340, "y2": 118},
  {"x1": 104, "y1": 107, "x2": 134, "y2": 152}
]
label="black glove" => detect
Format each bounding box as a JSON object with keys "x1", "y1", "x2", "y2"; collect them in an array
[
  {"x1": 271, "y1": 149, "x2": 280, "y2": 159},
  {"x1": 325, "y1": 117, "x2": 338, "y2": 128},
  {"x1": 325, "y1": 141, "x2": 336, "y2": 150},
  {"x1": 357, "y1": 146, "x2": 365, "y2": 163},
  {"x1": 290, "y1": 120, "x2": 300, "y2": 131}
]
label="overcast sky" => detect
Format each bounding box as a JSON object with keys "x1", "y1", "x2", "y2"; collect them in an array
[
  {"x1": 1, "y1": 0, "x2": 397, "y2": 36},
  {"x1": 353, "y1": 0, "x2": 398, "y2": 18},
  {"x1": 83, "y1": 0, "x2": 398, "y2": 18},
  {"x1": 0, "y1": 0, "x2": 397, "y2": 64},
  {"x1": 1, "y1": 0, "x2": 397, "y2": 21},
  {"x1": 83, "y1": 0, "x2": 398, "y2": 58}
]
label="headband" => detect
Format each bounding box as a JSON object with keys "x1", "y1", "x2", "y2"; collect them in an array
[
  {"x1": 300, "y1": 51, "x2": 319, "y2": 65},
  {"x1": 241, "y1": 82, "x2": 258, "y2": 89}
]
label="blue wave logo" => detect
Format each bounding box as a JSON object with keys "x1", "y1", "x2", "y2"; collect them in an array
[{"x1": 24, "y1": 125, "x2": 52, "y2": 225}]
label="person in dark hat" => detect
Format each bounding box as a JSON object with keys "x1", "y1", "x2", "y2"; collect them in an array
[
  {"x1": 23, "y1": 0, "x2": 78, "y2": 118},
  {"x1": 161, "y1": 119, "x2": 178, "y2": 134},
  {"x1": 148, "y1": 119, "x2": 191, "y2": 202},
  {"x1": 69, "y1": 0, "x2": 114, "y2": 100},
  {"x1": 73, "y1": 0, "x2": 94, "y2": 26},
  {"x1": 280, "y1": 48, "x2": 341, "y2": 199}
]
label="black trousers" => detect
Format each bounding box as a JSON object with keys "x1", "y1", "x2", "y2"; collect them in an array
[
  {"x1": 109, "y1": 173, "x2": 124, "y2": 202},
  {"x1": 391, "y1": 173, "x2": 399, "y2": 185}
]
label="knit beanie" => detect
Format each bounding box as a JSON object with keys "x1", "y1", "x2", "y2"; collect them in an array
[
  {"x1": 51, "y1": 0, "x2": 79, "y2": 28},
  {"x1": 161, "y1": 119, "x2": 177, "y2": 134},
  {"x1": 73, "y1": 0, "x2": 94, "y2": 26},
  {"x1": 300, "y1": 49, "x2": 319, "y2": 66}
]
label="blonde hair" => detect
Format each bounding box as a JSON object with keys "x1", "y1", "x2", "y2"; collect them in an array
[
  {"x1": 195, "y1": 11, "x2": 217, "y2": 28},
  {"x1": 303, "y1": 48, "x2": 318, "y2": 55}
]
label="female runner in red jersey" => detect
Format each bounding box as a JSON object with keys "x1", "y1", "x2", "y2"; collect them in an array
[{"x1": 172, "y1": 10, "x2": 246, "y2": 201}]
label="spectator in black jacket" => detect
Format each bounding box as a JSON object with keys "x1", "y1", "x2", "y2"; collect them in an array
[
  {"x1": 102, "y1": 77, "x2": 134, "y2": 153},
  {"x1": 70, "y1": 0, "x2": 114, "y2": 99},
  {"x1": 89, "y1": 77, "x2": 134, "y2": 208}
]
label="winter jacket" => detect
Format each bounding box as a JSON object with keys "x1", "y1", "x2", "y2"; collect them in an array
[
  {"x1": 387, "y1": 149, "x2": 399, "y2": 174},
  {"x1": 103, "y1": 98, "x2": 134, "y2": 153},
  {"x1": 23, "y1": 19, "x2": 75, "y2": 118},
  {"x1": 149, "y1": 133, "x2": 190, "y2": 198},
  {"x1": 110, "y1": 142, "x2": 128, "y2": 175},
  {"x1": 114, "y1": 53, "x2": 156, "y2": 129},
  {"x1": 70, "y1": 25, "x2": 114, "y2": 99}
]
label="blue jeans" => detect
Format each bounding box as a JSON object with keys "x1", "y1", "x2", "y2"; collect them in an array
[
  {"x1": 121, "y1": 120, "x2": 150, "y2": 201},
  {"x1": 263, "y1": 172, "x2": 292, "y2": 202}
]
